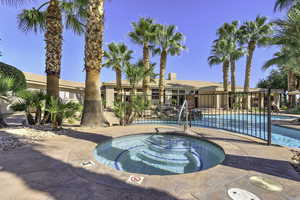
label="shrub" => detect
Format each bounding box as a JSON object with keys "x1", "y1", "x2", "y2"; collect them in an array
[
  {"x1": 0, "y1": 62, "x2": 26, "y2": 92},
  {"x1": 286, "y1": 107, "x2": 300, "y2": 115},
  {"x1": 113, "y1": 96, "x2": 150, "y2": 125},
  {"x1": 10, "y1": 90, "x2": 46, "y2": 125},
  {"x1": 45, "y1": 97, "x2": 82, "y2": 129}
]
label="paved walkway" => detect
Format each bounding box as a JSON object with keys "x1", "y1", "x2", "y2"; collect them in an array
[{"x1": 0, "y1": 125, "x2": 299, "y2": 200}]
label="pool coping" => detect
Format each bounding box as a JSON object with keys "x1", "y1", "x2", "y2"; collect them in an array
[{"x1": 66, "y1": 125, "x2": 273, "y2": 195}]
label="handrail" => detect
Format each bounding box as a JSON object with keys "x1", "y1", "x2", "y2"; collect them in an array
[
  {"x1": 178, "y1": 100, "x2": 187, "y2": 124},
  {"x1": 178, "y1": 99, "x2": 189, "y2": 132}
]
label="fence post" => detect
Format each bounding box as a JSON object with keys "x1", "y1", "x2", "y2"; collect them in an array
[{"x1": 267, "y1": 88, "x2": 272, "y2": 145}]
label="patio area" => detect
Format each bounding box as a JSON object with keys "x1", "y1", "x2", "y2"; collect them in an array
[{"x1": 0, "y1": 124, "x2": 299, "y2": 200}]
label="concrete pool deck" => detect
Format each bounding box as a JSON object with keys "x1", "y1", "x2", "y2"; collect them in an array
[{"x1": 0, "y1": 125, "x2": 299, "y2": 200}]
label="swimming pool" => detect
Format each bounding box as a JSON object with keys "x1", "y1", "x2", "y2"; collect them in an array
[
  {"x1": 134, "y1": 115, "x2": 300, "y2": 149},
  {"x1": 94, "y1": 134, "x2": 225, "y2": 175}
]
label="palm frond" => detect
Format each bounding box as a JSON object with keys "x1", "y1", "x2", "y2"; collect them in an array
[{"x1": 17, "y1": 8, "x2": 46, "y2": 33}]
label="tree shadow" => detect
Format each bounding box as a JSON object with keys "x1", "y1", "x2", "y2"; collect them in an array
[
  {"x1": 223, "y1": 154, "x2": 300, "y2": 182},
  {"x1": 0, "y1": 130, "x2": 181, "y2": 200}
]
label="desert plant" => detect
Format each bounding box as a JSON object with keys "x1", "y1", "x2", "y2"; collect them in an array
[
  {"x1": 113, "y1": 95, "x2": 150, "y2": 125},
  {"x1": 60, "y1": 101, "x2": 82, "y2": 123},
  {"x1": 11, "y1": 90, "x2": 47, "y2": 125},
  {"x1": 45, "y1": 96, "x2": 60, "y2": 129},
  {"x1": 0, "y1": 75, "x2": 15, "y2": 127},
  {"x1": 45, "y1": 97, "x2": 82, "y2": 129}
]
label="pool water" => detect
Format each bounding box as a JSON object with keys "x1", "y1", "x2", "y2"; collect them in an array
[
  {"x1": 134, "y1": 115, "x2": 300, "y2": 149},
  {"x1": 94, "y1": 134, "x2": 225, "y2": 175}
]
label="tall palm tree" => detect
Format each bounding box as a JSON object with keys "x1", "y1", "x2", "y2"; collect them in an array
[
  {"x1": 263, "y1": 6, "x2": 300, "y2": 107},
  {"x1": 129, "y1": 17, "x2": 157, "y2": 98},
  {"x1": 154, "y1": 24, "x2": 186, "y2": 104},
  {"x1": 239, "y1": 16, "x2": 273, "y2": 93},
  {"x1": 18, "y1": 0, "x2": 86, "y2": 98},
  {"x1": 217, "y1": 21, "x2": 244, "y2": 93},
  {"x1": 103, "y1": 42, "x2": 133, "y2": 101},
  {"x1": 208, "y1": 39, "x2": 230, "y2": 92},
  {"x1": 81, "y1": 0, "x2": 106, "y2": 127},
  {"x1": 18, "y1": 0, "x2": 86, "y2": 124}
]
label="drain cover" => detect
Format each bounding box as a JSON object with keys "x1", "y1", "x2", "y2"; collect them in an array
[
  {"x1": 81, "y1": 160, "x2": 95, "y2": 168},
  {"x1": 228, "y1": 188, "x2": 260, "y2": 200},
  {"x1": 127, "y1": 175, "x2": 144, "y2": 185},
  {"x1": 249, "y1": 176, "x2": 283, "y2": 192}
]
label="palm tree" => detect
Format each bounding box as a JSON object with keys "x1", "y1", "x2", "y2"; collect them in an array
[
  {"x1": 0, "y1": 76, "x2": 15, "y2": 127},
  {"x1": 18, "y1": 0, "x2": 86, "y2": 98},
  {"x1": 11, "y1": 90, "x2": 47, "y2": 125},
  {"x1": 239, "y1": 16, "x2": 273, "y2": 93},
  {"x1": 81, "y1": 0, "x2": 106, "y2": 127},
  {"x1": 217, "y1": 21, "x2": 244, "y2": 93},
  {"x1": 129, "y1": 17, "x2": 157, "y2": 98},
  {"x1": 154, "y1": 24, "x2": 186, "y2": 104},
  {"x1": 208, "y1": 40, "x2": 230, "y2": 92},
  {"x1": 124, "y1": 60, "x2": 157, "y2": 95},
  {"x1": 263, "y1": 6, "x2": 300, "y2": 107},
  {"x1": 103, "y1": 42, "x2": 133, "y2": 101},
  {"x1": 124, "y1": 62, "x2": 146, "y2": 95}
]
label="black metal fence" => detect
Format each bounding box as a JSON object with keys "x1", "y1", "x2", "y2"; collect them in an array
[{"x1": 115, "y1": 90, "x2": 274, "y2": 144}]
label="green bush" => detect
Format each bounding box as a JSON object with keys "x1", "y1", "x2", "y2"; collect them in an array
[
  {"x1": 45, "y1": 97, "x2": 82, "y2": 129},
  {"x1": 10, "y1": 90, "x2": 46, "y2": 125},
  {"x1": 286, "y1": 107, "x2": 300, "y2": 115},
  {"x1": 0, "y1": 62, "x2": 26, "y2": 92},
  {"x1": 113, "y1": 96, "x2": 150, "y2": 125}
]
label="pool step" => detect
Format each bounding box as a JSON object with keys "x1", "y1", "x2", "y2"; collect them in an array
[
  {"x1": 135, "y1": 151, "x2": 201, "y2": 174},
  {"x1": 135, "y1": 151, "x2": 190, "y2": 167}
]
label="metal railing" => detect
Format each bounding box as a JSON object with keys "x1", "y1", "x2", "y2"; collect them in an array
[{"x1": 114, "y1": 90, "x2": 273, "y2": 144}]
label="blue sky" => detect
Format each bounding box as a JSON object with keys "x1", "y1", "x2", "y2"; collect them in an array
[{"x1": 0, "y1": 0, "x2": 284, "y2": 87}]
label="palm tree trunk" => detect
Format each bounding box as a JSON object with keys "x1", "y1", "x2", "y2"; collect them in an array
[
  {"x1": 223, "y1": 60, "x2": 229, "y2": 109},
  {"x1": 35, "y1": 107, "x2": 42, "y2": 125},
  {"x1": 223, "y1": 60, "x2": 229, "y2": 92},
  {"x1": 45, "y1": 0, "x2": 62, "y2": 98},
  {"x1": 288, "y1": 70, "x2": 296, "y2": 107},
  {"x1": 243, "y1": 41, "x2": 256, "y2": 109},
  {"x1": 159, "y1": 50, "x2": 167, "y2": 105},
  {"x1": 230, "y1": 57, "x2": 237, "y2": 109},
  {"x1": 244, "y1": 41, "x2": 256, "y2": 92},
  {"x1": 116, "y1": 67, "x2": 122, "y2": 101},
  {"x1": 143, "y1": 44, "x2": 151, "y2": 98},
  {"x1": 81, "y1": 0, "x2": 106, "y2": 127},
  {"x1": 230, "y1": 58, "x2": 236, "y2": 93},
  {"x1": 0, "y1": 111, "x2": 7, "y2": 128}
]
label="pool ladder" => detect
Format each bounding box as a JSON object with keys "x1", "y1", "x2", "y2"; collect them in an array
[{"x1": 178, "y1": 99, "x2": 189, "y2": 133}]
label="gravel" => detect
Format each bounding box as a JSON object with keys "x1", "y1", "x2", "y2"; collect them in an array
[{"x1": 0, "y1": 126, "x2": 57, "y2": 151}]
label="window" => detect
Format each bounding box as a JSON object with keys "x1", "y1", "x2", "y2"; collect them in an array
[
  {"x1": 152, "y1": 89, "x2": 159, "y2": 100},
  {"x1": 172, "y1": 90, "x2": 177, "y2": 94},
  {"x1": 69, "y1": 92, "x2": 75, "y2": 99}
]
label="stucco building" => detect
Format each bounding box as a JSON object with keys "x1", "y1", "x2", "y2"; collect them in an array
[{"x1": 22, "y1": 72, "x2": 281, "y2": 110}]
